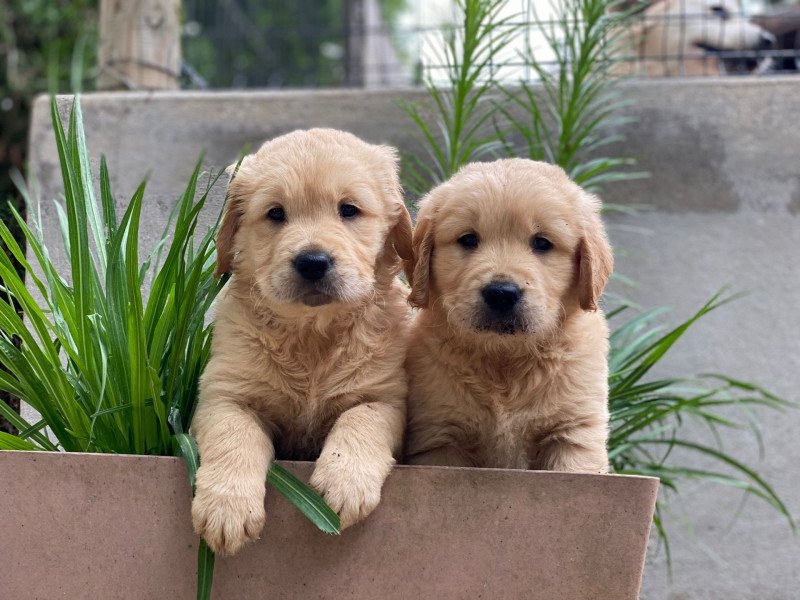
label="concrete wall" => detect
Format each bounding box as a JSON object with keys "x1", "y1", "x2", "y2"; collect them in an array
[{"x1": 28, "y1": 78, "x2": 800, "y2": 599}]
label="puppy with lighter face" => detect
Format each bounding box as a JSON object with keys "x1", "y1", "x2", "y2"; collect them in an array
[
  {"x1": 191, "y1": 129, "x2": 413, "y2": 555},
  {"x1": 405, "y1": 159, "x2": 612, "y2": 473}
]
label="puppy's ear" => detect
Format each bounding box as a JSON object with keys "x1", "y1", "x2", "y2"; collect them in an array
[
  {"x1": 408, "y1": 211, "x2": 434, "y2": 309},
  {"x1": 576, "y1": 194, "x2": 613, "y2": 312},
  {"x1": 391, "y1": 202, "x2": 414, "y2": 268},
  {"x1": 215, "y1": 162, "x2": 247, "y2": 277},
  {"x1": 376, "y1": 144, "x2": 414, "y2": 267}
]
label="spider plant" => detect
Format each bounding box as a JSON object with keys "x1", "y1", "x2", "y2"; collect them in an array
[
  {"x1": 607, "y1": 293, "x2": 794, "y2": 566},
  {"x1": 0, "y1": 97, "x2": 339, "y2": 600},
  {"x1": 402, "y1": 0, "x2": 518, "y2": 196}
]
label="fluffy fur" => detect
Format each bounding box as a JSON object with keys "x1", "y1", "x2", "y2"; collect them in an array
[
  {"x1": 614, "y1": 0, "x2": 775, "y2": 76},
  {"x1": 404, "y1": 159, "x2": 612, "y2": 473},
  {"x1": 191, "y1": 129, "x2": 413, "y2": 555}
]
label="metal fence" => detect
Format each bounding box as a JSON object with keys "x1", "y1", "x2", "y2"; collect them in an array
[{"x1": 180, "y1": 0, "x2": 800, "y2": 89}]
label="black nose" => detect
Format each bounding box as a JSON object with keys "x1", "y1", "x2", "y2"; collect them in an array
[
  {"x1": 293, "y1": 251, "x2": 332, "y2": 281},
  {"x1": 758, "y1": 33, "x2": 775, "y2": 51},
  {"x1": 481, "y1": 281, "x2": 522, "y2": 314}
]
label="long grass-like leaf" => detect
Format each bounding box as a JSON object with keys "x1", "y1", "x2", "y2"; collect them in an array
[
  {"x1": 608, "y1": 294, "x2": 795, "y2": 559},
  {"x1": 173, "y1": 433, "x2": 215, "y2": 600},
  {"x1": 401, "y1": 0, "x2": 517, "y2": 198},
  {"x1": 0, "y1": 432, "x2": 41, "y2": 450},
  {"x1": 268, "y1": 463, "x2": 341, "y2": 535},
  {"x1": 196, "y1": 540, "x2": 215, "y2": 600}
]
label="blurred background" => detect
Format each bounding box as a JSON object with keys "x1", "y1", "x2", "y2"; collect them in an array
[{"x1": 3, "y1": 0, "x2": 800, "y2": 232}]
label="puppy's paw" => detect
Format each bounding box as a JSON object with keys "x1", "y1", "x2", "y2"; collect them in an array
[
  {"x1": 191, "y1": 470, "x2": 266, "y2": 556},
  {"x1": 310, "y1": 450, "x2": 392, "y2": 530}
]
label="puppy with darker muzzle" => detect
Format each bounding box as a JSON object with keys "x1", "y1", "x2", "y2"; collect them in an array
[
  {"x1": 191, "y1": 129, "x2": 413, "y2": 555},
  {"x1": 404, "y1": 159, "x2": 613, "y2": 473}
]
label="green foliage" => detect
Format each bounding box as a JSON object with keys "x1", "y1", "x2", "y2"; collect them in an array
[
  {"x1": 0, "y1": 0, "x2": 97, "y2": 219},
  {"x1": 0, "y1": 0, "x2": 98, "y2": 433},
  {"x1": 607, "y1": 295, "x2": 794, "y2": 564},
  {"x1": 0, "y1": 98, "x2": 219, "y2": 454},
  {"x1": 495, "y1": 0, "x2": 644, "y2": 192},
  {"x1": 402, "y1": 0, "x2": 644, "y2": 197},
  {"x1": 402, "y1": 0, "x2": 516, "y2": 196}
]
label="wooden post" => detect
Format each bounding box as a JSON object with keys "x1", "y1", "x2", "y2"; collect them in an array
[{"x1": 97, "y1": 0, "x2": 181, "y2": 90}]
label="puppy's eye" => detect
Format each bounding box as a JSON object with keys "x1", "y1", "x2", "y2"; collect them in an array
[
  {"x1": 531, "y1": 235, "x2": 554, "y2": 253},
  {"x1": 339, "y1": 203, "x2": 360, "y2": 219},
  {"x1": 266, "y1": 206, "x2": 286, "y2": 222},
  {"x1": 457, "y1": 233, "x2": 479, "y2": 249},
  {"x1": 710, "y1": 5, "x2": 730, "y2": 19}
]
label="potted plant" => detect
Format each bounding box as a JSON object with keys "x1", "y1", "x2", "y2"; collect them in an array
[{"x1": 0, "y1": 97, "x2": 662, "y2": 599}]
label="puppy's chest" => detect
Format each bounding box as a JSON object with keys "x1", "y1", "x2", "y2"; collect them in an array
[
  {"x1": 246, "y1": 331, "x2": 386, "y2": 414},
  {"x1": 479, "y1": 403, "x2": 540, "y2": 469},
  {"x1": 457, "y1": 368, "x2": 565, "y2": 468}
]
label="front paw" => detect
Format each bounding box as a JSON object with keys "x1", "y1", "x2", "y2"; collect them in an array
[
  {"x1": 191, "y1": 471, "x2": 266, "y2": 556},
  {"x1": 310, "y1": 451, "x2": 393, "y2": 530}
]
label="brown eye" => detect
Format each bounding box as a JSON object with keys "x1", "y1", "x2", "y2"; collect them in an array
[
  {"x1": 339, "y1": 203, "x2": 359, "y2": 219},
  {"x1": 531, "y1": 235, "x2": 554, "y2": 253},
  {"x1": 457, "y1": 232, "x2": 479, "y2": 249},
  {"x1": 266, "y1": 206, "x2": 286, "y2": 222}
]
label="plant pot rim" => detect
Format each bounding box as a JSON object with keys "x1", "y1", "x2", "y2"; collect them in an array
[{"x1": 0, "y1": 449, "x2": 658, "y2": 481}]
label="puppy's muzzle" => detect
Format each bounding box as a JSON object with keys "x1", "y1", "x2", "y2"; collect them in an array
[
  {"x1": 482, "y1": 281, "x2": 521, "y2": 314},
  {"x1": 476, "y1": 280, "x2": 526, "y2": 335},
  {"x1": 292, "y1": 250, "x2": 336, "y2": 307},
  {"x1": 293, "y1": 250, "x2": 332, "y2": 282}
]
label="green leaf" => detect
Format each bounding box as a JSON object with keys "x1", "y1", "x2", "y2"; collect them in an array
[
  {"x1": 196, "y1": 539, "x2": 215, "y2": 600},
  {"x1": 608, "y1": 292, "x2": 794, "y2": 565},
  {"x1": 268, "y1": 463, "x2": 341, "y2": 535},
  {"x1": 173, "y1": 433, "x2": 215, "y2": 600},
  {"x1": 173, "y1": 432, "x2": 201, "y2": 490},
  {"x1": 0, "y1": 432, "x2": 41, "y2": 451}
]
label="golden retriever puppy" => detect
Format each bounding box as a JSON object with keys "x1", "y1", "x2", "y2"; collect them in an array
[
  {"x1": 191, "y1": 129, "x2": 413, "y2": 555},
  {"x1": 404, "y1": 159, "x2": 612, "y2": 473},
  {"x1": 614, "y1": 0, "x2": 775, "y2": 76}
]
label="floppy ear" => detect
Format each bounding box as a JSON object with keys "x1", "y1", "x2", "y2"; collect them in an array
[
  {"x1": 375, "y1": 144, "x2": 413, "y2": 268},
  {"x1": 407, "y1": 212, "x2": 434, "y2": 309},
  {"x1": 391, "y1": 202, "x2": 414, "y2": 272},
  {"x1": 576, "y1": 195, "x2": 614, "y2": 312},
  {"x1": 215, "y1": 164, "x2": 247, "y2": 277}
]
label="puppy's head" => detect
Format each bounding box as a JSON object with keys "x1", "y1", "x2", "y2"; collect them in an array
[
  {"x1": 409, "y1": 159, "x2": 612, "y2": 339},
  {"x1": 217, "y1": 129, "x2": 412, "y2": 315}
]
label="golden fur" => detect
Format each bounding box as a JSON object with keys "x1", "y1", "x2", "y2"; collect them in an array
[
  {"x1": 404, "y1": 159, "x2": 612, "y2": 473},
  {"x1": 191, "y1": 129, "x2": 413, "y2": 555}
]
